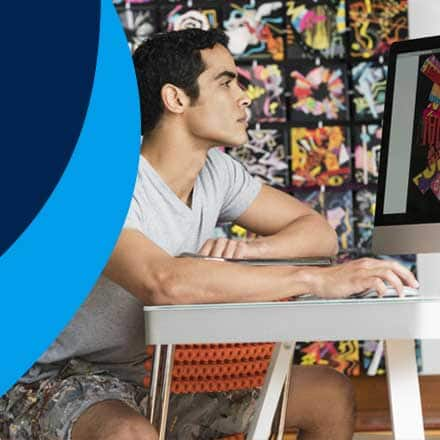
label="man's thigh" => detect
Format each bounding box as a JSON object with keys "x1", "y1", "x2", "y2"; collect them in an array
[{"x1": 0, "y1": 371, "x2": 148, "y2": 440}]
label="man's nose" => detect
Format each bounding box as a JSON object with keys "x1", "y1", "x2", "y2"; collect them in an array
[{"x1": 239, "y1": 90, "x2": 251, "y2": 108}]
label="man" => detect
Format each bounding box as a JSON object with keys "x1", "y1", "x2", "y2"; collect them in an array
[{"x1": 1, "y1": 29, "x2": 418, "y2": 440}]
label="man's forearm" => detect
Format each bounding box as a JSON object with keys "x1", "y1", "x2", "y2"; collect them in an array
[
  {"x1": 252, "y1": 214, "x2": 338, "y2": 258},
  {"x1": 150, "y1": 257, "x2": 319, "y2": 305}
]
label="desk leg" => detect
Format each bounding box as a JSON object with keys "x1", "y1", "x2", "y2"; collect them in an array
[
  {"x1": 385, "y1": 340, "x2": 425, "y2": 440},
  {"x1": 247, "y1": 341, "x2": 296, "y2": 440},
  {"x1": 148, "y1": 344, "x2": 162, "y2": 425},
  {"x1": 158, "y1": 344, "x2": 174, "y2": 440}
]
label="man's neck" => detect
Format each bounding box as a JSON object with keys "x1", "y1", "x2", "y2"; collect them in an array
[{"x1": 141, "y1": 123, "x2": 210, "y2": 206}]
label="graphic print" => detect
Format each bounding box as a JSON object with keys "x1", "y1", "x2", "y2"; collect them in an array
[
  {"x1": 161, "y1": 3, "x2": 219, "y2": 31},
  {"x1": 290, "y1": 126, "x2": 351, "y2": 187},
  {"x1": 223, "y1": 1, "x2": 285, "y2": 61},
  {"x1": 286, "y1": 0, "x2": 346, "y2": 60},
  {"x1": 238, "y1": 63, "x2": 286, "y2": 123},
  {"x1": 295, "y1": 340, "x2": 360, "y2": 376},
  {"x1": 227, "y1": 127, "x2": 289, "y2": 186},
  {"x1": 348, "y1": 0, "x2": 408, "y2": 59},
  {"x1": 352, "y1": 124, "x2": 381, "y2": 184},
  {"x1": 412, "y1": 55, "x2": 440, "y2": 200},
  {"x1": 288, "y1": 62, "x2": 349, "y2": 121},
  {"x1": 117, "y1": 4, "x2": 157, "y2": 52},
  {"x1": 325, "y1": 190, "x2": 354, "y2": 250},
  {"x1": 353, "y1": 188, "x2": 376, "y2": 249},
  {"x1": 351, "y1": 61, "x2": 387, "y2": 120}
]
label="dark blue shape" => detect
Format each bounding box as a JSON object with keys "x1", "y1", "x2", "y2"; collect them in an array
[{"x1": 0, "y1": 2, "x2": 100, "y2": 256}]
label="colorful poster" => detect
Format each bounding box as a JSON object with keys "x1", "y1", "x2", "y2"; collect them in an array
[
  {"x1": 295, "y1": 340, "x2": 361, "y2": 376},
  {"x1": 223, "y1": 1, "x2": 285, "y2": 61},
  {"x1": 116, "y1": 4, "x2": 157, "y2": 52},
  {"x1": 325, "y1": 190, "x2": 354, "y2": 250},
  {"x1": 351, "y1": 61, "x2": 387, "y2": 121},
  {"x1": 286, "y1": 0, "x2": 347, "y2": 60},
  {"x1": 353, "y1": 188, "x2": 376, "y2": 249},
  {"x1": 293, "y1": 189, "x2": 325, "y2": 214},
  {"x1": 348, "y1": 0, "x2": 408, "y2": 59},
  {"x1": 227, "y1": 127, "x2": 289, "y2": 186},
  {"x1": 288, "y1": 62, "x2": 349, "y2": 122},
  {"x1": 238, "y1": 63, "x2": 286, "y2": 123},
  {"x1": 290, "y1": 126, "x2": 351, "y2": 187},
  {"x1": 352, "y1": 124, "x2": 381, "y2": 184},
  {"x1": 161, "y1": 3, "x2": 220, "y2": 31},
  {"x1": 361, "y1": 339, "x2": 422, "y2": 375}
]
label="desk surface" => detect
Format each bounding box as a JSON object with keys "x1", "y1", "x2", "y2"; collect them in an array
[{"x1": 144, "y1": 296, "x2": 440, "y2": 344}]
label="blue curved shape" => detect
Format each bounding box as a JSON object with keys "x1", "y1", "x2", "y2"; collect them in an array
[
  {"x1": 0, "y1": 0, "x2": 140, "y2": 395},
  {"x1": 0, "y1": 2, "x2": 100, "y2": 257}
]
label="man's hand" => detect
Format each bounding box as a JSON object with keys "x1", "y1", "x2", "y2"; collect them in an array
[
  {"x1": 310, "y1": 258, "x2": 419, "y2": 299},
  {"x1": 199, "y1": 238, "x2": 263, "y2": 259}
]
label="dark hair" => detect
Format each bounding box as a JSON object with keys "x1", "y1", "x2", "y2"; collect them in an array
[{"x1": 133, "y1": 29, "x2": 229, "y2": 136}]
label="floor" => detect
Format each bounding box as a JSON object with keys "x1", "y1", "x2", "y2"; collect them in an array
[
  {"x1": 353, "y1": 434, "x2": 440, "y2": 440},
  {"x1": 285, "y1": 433, "x2": 440, "y2": 439}
]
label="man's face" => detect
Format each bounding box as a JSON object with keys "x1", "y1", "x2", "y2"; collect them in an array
[{"x1": 183, "y1": 44, "x2": 251, "y2": 147}]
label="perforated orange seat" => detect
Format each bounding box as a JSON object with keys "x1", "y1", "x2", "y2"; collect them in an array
[{"x1": 144, "y1": 343, "x2": 274, "y2": 393}]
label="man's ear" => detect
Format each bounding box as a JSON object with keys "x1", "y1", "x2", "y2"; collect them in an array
[{"x1": 161, "y1": 83, "x2": 189, "y2": 114}]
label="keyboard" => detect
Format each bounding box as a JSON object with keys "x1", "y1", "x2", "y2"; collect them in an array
[
  {"x1": 349, "y1": 285, "x2": 420, "y2": 299},
  {"x1": 296, "y1": 286, "x2": 420, "y2": 301},
  {"x1": 178, "y1": 253, "x2": 334, "y2": 266}
]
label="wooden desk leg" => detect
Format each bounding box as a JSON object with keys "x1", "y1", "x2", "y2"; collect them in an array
[
  {"x1": 247, "y1": 341, "x2": 296, "y2": 440},
  {"x1": 385, "y1": 340, "x2": 425, "y2": 440}
]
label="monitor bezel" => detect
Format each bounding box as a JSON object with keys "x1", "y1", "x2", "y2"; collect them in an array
[{"x1": 375, "y1": 35, "x2": 440, "y2": 227}]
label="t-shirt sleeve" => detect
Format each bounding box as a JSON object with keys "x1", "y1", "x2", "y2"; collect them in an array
[
  {"x1": 123, "y1": 194, "x2": 143, "y2": 233},
  {"x1": 216, "y1": 151, "x2": 262, "y2": 223}
]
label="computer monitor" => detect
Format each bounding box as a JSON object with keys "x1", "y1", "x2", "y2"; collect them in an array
[{"x1": 373, "y1": 35, "x2": 440, "y2": 255}]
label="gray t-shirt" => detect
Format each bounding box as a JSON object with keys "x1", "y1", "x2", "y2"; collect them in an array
[{"x1": 25, "y1": 149, "x2": 261, "y2": 385}]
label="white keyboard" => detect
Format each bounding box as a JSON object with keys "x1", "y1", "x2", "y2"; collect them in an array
[
  {"x1": 297, "y1": 286, "x2": 420, "y2": 301},
  {"x1": 349, "y1": 286, "x2": 420, "y2": 299}
]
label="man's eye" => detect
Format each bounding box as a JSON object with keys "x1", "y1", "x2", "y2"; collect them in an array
[{"x1": 222, "y1": 80, "x2": 232, "y2": 88}]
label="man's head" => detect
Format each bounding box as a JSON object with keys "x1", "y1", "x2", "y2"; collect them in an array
[{"x1": 133, "y1": 29, "x2": 250, "y2": 146}]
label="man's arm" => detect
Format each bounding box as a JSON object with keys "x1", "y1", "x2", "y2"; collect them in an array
[
  {"x1": 200, "y1": 184, "x2": 338, "y2": 259},
  {"x1": 104, "y1": 228, "x2": 418, "y2": 305}
]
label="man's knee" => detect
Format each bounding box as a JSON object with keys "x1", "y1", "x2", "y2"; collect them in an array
[
  {"x1": 71, "y1": 399, "x2": 158, "y2": 440},
  {"x1": 107, "y1": 418, "x2": 159, "y2": 440},
  {"x1": 316, "y1": 367, "x2": 356, "y2": 423},
  {"x1": 287, "y1": 365, "x2": 356, "y2": 433}
]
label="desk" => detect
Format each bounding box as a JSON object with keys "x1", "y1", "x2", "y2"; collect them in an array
[{"x1": 144, "y1": 296, "x2": 440, "y2": 440}]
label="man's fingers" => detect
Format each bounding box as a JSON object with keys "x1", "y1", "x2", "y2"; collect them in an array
[
  {"x1": 211, "y1": 238, "x2": 229, "y2": 257},
  {"x1": 223, "y1": 240, "x2": 238, "y2": 259},
  {"x1": 372, "y1": 277, "x2": 387, "y2": 297},
  {"x1": 377, "y1": 268, "x2": 404, "y2": 295},
  {"x1": 360, "y1": 258, "x2": 418, "y2": 288},
  {"x1": 199, "y1": 240, "x2": 215, "y2": 256},
  {"x1": 388, "y1": 261, "x2": 419, "y2": 288},
  {"x1": 232, "y1": 241, "x2": 246, "y2": 259}
]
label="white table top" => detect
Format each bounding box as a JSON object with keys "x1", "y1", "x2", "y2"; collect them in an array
[{"x1": 144, "y1": 295, "x2": 440, "y2": 344}]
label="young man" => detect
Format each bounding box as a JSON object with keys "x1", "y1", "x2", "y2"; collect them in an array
[{"x1": 1, "y1": 29, "x2": 418, "y2": 440}]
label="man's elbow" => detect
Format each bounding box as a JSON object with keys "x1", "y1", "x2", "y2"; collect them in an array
[
  {"x1": 328, "y1": 227, "x2": 339, "y2": 256},
  {"x1": 144, "y1": 267, "x2": 186, "y2": 306},
  {"x1": 315, "y1": 214, "x2": 338, "y2": 256}
]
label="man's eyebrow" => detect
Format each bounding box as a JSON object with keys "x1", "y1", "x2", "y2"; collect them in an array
[{"x1": 213, "y1": 70, "x2": 237, "y2": 81}]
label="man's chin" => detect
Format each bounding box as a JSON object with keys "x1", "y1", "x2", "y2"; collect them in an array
[{"x1": 227, "y1": 134, "x2": 248, "y2": 147}]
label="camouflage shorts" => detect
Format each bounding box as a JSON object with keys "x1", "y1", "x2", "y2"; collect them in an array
[{"x1": 0, "y1": 359, "x2": 258, "y2": 440}]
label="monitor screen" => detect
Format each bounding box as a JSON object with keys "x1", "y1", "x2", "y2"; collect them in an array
[{"x1": 373, "y1": 36, "x2": 440, "y2": 254}]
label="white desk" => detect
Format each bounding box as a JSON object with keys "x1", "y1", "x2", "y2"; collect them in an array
[{"x1": 144, "y1": 296, "x2": 440, "y2": 440}]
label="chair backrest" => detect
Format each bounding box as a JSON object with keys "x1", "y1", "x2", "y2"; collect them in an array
[{"x1": 144, "y1": 343, "x2": 274, "y2": 393}]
